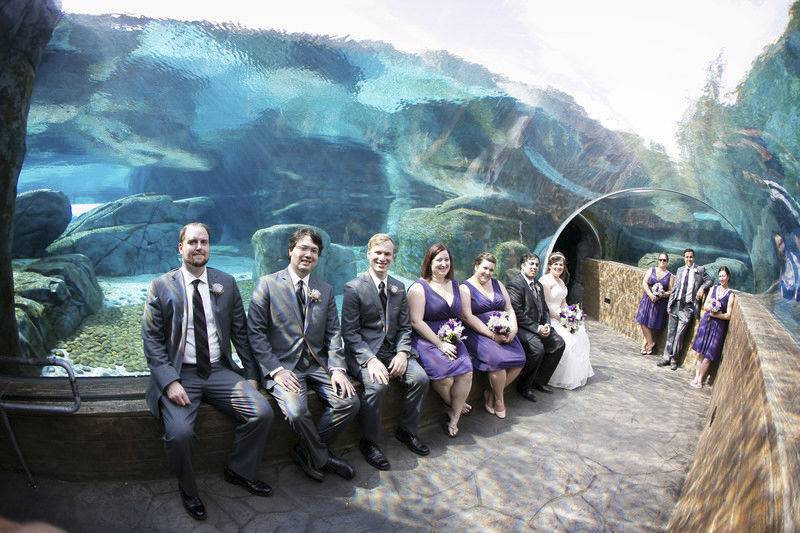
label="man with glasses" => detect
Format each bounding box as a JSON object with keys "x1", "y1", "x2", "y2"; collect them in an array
[
  {"x1": 248, "y1": 227, "x2": 360, "y2": 482},
  {"x1": 659, "y1": 248, "x2": 712, "y2": 370}
]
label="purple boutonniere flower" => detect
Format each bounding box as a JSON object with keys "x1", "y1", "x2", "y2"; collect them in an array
[
  {"x1": 210, "y1": 283, "x2": 224, "y2": 296},
  {"x1": 308, "y1": 288, "x2": 321, "y2": 302}
]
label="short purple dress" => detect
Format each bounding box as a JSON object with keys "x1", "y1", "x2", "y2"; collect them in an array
[
  {"x1": 635, "y1": 268, "x2": 672, "y2": 330},
  {"x1": 411, "y1": 279, "x2": 473, "y2": 380},
  {"x1": 462, "y1": 279, "x2": 526, "y2": 372},
  {"x1": 691, "y1": 286, "x2": 732, "y2": 361}
]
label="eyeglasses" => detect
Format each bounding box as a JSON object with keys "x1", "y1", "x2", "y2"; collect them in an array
[{"x1": 658, "y1": 258, "x2": 668, "y2": 262}]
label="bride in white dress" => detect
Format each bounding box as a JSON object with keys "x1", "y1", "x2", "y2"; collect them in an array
[{"x1": 540, "y1": 252, "x2": 594, "y2": 390}]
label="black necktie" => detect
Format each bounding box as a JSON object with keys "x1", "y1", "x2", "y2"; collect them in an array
[
  {"x1": 296, "y1": 279, "x2": 306, "y2": 322},
  {"x1": 378, "y1": 281, "x2": 388, "y2": 318},
  {"x1": 191, "y1": 279, "x2": 211, "y2": 379}
]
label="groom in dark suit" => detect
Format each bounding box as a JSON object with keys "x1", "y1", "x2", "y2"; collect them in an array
[
  {"x1": 507, "y1": 253, "x2": 565, "y2": 402},
  {"x1": 247, "y1": 227, "x2": 360, "y2": 482},
  {"x1": 341, "y1": 234, "x2": 430, "y2": 471},
  {"x1": 659, "y1": 248, "x2": 713, "y2": 370},
  {"x1": 142, "y1": 223, "x2": 274, "y2": 521}
]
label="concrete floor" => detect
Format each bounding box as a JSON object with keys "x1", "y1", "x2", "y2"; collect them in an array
[{"x1": 0, "y1": 320, "x2": 710, "y2": 532}]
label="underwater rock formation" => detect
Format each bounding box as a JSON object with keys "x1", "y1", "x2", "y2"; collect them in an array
[
  {"x1": 395, "y1": 194, "x2": 540, "y2": 280},
  {"x1": 12, "y1": 253, "x2": 103, "y2": 358},
  {"x1": 12, "y1": 188, "x2": 71, "y2": 258},
  {"x1": 47, "y1": 193, "x2": 224, "y2": 275}
]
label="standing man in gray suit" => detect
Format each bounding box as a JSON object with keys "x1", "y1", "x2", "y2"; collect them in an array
[
  {"x1": 341, "y1": 234, "x2": 430, "y2": 471},
  {"x1": 142, "y1": 223, "x2": 274, "y2": 522},
  {"x1": 658, "y1": 248, "x2": 713, "y2": 370},
  {"x1": 248, "y1": 227, "x2": 360, "y2": 482}
]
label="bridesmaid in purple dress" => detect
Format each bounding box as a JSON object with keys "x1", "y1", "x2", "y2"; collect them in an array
[
  {"x1": 690, "y1": 266, "x2": 736, "y2": 389},
  {"x1": 408, "y1": 243, "x2": 473, "y2": 438},
  {"x1": 459, "y1": 252, "x2": 525, "y2": 419},
  {"x1": 635, "y1": 252, "x2": 674, "y2": 354}
]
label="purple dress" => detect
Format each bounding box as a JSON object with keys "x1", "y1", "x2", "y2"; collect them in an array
[
  {"x1": 635, "y1": 268, "x2": 672, "y2": 330},
  {"x1": 691, "y1": 286, "x2": 732, "y2": 361},
  {"x1": 462, "y1": 279, "x2": 526, "y2": 372},
  {"x1": 411, "y1": 279, "x2": 473, "y2": 380}
]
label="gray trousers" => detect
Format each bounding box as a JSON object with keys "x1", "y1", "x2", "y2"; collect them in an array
[
  {"x1": 268, "y1": 363, "x2": 360, "y2": 469},
  {"x1": 665, "y1": 302, "x2": 695, "y2": 360},
  {"x1": 358, "y1": 354, "x2": 429, "y2": 444},
  {"x1": 160, "y1": 362, "x2": 274, "y2": 497}
]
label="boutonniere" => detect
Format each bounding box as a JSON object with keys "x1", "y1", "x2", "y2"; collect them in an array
[
  {"x1": 210, "y1": 283, "x2": 224, "y2": 296},
  {"x1": 390, "y1": 285, "x2": 399, "y2": 294},
  {"x1": 308, "y1": 288, "x2": 321, "y2": 302}
]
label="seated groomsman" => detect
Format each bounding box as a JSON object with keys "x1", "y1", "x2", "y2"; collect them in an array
[
  {"x1": 341, "y1": 234, "x2": 430, "y2": 470},
  {"x1": 507, "y1": 253, "x2": 565, "y2": 402},
  {"x1": 248, "y1": 227, "x2": 360, "y2": 482},
  {"x1": 142, "y1": 222, "x2": 273, "y2": 521}
]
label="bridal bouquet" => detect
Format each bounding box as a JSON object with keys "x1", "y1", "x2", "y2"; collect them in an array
[
  {"x1": 437, "y1": 319, "x2": 467, "y2": 344},
  {"x1": 559, "y1": 304, "x2": 585, "y2": 334},
  {"x1": 651, "y1": 283, "x2": 664, "y2": 297},
  {"x1": 709, "y1": 298, "x2": 722, "y2": 313},
  {"x1": 486, "y1": 311, "x2": 511, "y2": 336}
]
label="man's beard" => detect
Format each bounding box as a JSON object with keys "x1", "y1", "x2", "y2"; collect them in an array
[{"x1": 188, "y1": 255, "x2": 208, "y2": 267}]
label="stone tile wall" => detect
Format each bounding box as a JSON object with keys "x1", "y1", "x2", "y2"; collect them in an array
[
  {"x1": 582, "y1": 259, "x2": 701, "y2": 365},
  {"x1": 583, "y1": 258, "x2": 800, "y2": 531}
]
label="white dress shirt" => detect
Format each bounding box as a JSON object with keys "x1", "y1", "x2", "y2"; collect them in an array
[{"x1": 180, "y1": 265, "x2": 221, "y2": 365}]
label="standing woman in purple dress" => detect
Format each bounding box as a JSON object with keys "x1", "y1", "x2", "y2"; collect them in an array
[
  {"x1": 635, "y1": 253, "x2": 674, "y2": 354},
  {"x1": 459, "y1": 252, "x2": 525, "y2": 419},
  {"x1": 408, "y1": 243, "x2": 473, "y2": 437},
  {"x1": 690, "y1": 266, "x2": 736, "y2": 388}
]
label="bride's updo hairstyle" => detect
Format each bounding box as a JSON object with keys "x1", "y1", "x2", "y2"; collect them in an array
[{"x1": 546, "y1": 251, "x2": 570, "y2": 284}]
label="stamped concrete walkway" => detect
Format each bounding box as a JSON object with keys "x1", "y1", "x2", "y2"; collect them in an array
[{"x1": 0, "y1": 320, "x2": 710, "y2": 532}]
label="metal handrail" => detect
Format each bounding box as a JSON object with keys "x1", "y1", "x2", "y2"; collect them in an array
[
  {"x1": 0, "y1": 355, "x2": 81, "y2": 413},
  {"x1": 0, "y1": 355, "x2": 81, "y2": 488}
]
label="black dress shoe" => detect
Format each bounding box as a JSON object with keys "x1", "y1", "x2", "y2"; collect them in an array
[
  {"x1": 533, "y1": 384, "x2": 553, "y2": 394},
  {"x1": 359, "y1": 439, "x2": 390, "y2": 470},
  {"x1": 290, "y1": 445, "x2": 324, "y2": 482},
  {"x1": 395, "y1": 428, "x2": 430, "y2": 456},
  {"x1": 179, "y1": 486, "x2": 207, "y2": 521},
  {"x1": 670, "y1": 359, "x2": 679, "y2": 371},
  {"x1": 518, "y1": 388, "x2": 537, "y2": 402},
  {"x1": 224, "y1": 466, "x2": 273, "y2": 497},
  {"x1": 656, "y1": 358, "x2": 671, "y2": 367},
  {"x1": 324, "y1": 451, "x2": 356, "y2": 480}
]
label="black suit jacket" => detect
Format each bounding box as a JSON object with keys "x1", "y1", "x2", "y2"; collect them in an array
[
  {"x1": 141, "y1": 267, "x2": 257, "y2": 416},
  {"x1": 341, "y1": 272, "x2": 414, "y2": 375},
  {"x1": 507, "y1": 272, "x2": 550, "y2": 345}
]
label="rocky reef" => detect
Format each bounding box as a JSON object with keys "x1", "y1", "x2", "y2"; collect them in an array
[
  {"x1": 12, "y1": 188, "x2": 71, "y2": 258},
  {"x1": 13, "y1": 254, "x2": 103, "y2": 358}
]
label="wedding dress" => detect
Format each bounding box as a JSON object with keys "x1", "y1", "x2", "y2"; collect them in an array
[{"x1": 544, "y1": 280, "x2": 594, "y2": 390}]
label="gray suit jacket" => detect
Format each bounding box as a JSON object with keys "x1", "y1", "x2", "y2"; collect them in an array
[
  {"x1": 507, "y1": 272, "x2": 550, "y2": 345},
  {"x1": 141, "y1": 267, "x2": 257, "y2": 416},
  {"x1": 247, "y1": 268, "x2": 345, "y2": 380},
  {"x1": 341, "y1": 273, "x2": 414, "y2": 375},
  {"x1": 668, "y1": 265, "x2": 713, "y2": 318}
]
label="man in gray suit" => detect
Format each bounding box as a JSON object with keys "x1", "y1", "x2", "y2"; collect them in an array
[
  {"x1": 658, "y1": 248, "x2": 713, "y2": 370},
  {"x1": 142, "y1": 223, "x2": 274, "y2": 521},
  {"x1": 248, "y1": 227, "x2": 360, "y2": 482},
  {"x1": 341, "y1": 234, "x2": 430, "y2": 471}
]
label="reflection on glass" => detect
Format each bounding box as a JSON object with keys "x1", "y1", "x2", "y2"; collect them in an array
[{"x1": 11, "y1": 14, "x2": 797, "y2": 376}]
